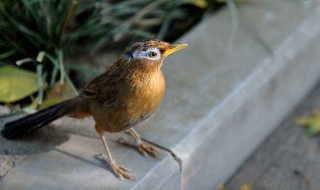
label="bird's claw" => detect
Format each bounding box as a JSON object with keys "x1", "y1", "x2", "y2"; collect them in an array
[
  {"x1": 99, "y1": 154, "x2": 136, "y2": 180},
  {"x1": 117, "y1": 138, "x2": 159, "y2": 158},
  {"x1": 137, "y1": 143, "x2": 159, "y2": 158},
  {"x1": 111, "y1": 163, "x2": 136, "y2": 181}
]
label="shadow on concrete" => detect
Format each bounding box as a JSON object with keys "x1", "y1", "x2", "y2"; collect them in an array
[{"x1": 0, "y1": 121, "x2": 69, "y2": 156}]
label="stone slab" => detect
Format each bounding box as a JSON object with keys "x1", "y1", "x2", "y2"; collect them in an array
[
  {"x1": 0, "y1": 115, "x2": 180, "y2": 190},
  {"x1": 133, "y1": 0, "x2": 320, "y2": 189}
]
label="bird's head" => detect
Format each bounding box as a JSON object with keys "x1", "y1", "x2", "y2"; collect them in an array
[{"x1": 121, "y1": 40, "x2": 188, "y2": 69}]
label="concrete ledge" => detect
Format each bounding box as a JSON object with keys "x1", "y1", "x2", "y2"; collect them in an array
[
  {"x1": 0, "y1": 115, "x2": 180, "y2": 189},
  {"x1": 2, "y1": 134, "x2": 180, "y2": 190},
  {"x1": 2, "y1": 0, "x2": 320, "y2": 189},
  {"x1": 138, "y1": 0, "x2": 320, "y2": 189}
]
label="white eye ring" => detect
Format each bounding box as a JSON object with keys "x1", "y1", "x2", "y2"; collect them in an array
[
  {"x1": 132, "y1": 48, "x2": 161, "y2": 61},
  {"x1": 144, "y1": 48, "x2": 161, "y2": 60}
]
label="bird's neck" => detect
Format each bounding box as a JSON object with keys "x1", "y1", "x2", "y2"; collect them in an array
[
  {"x1": 133, "y1": 68, "x2": 164, "y2": 88},
  {"x1": 116, "y1": 57, "x2": 165, "y2": 91}
]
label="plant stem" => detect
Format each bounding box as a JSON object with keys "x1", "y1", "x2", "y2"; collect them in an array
[
  {"x1": 64, "y1": 74, "x2": 79, "y2": 96},
  {"x1": 61, "y1": 0, "x2": 78, "y2": 46},
  {"x1": 36, "y1": 63, "x2": 44, "y2": 106},
  {"x1": 58, "y1": 49, "x2": 65, "y2": 84},
  {"x1": 50, "y1": 66, "x2": 59, "y2": 87}
]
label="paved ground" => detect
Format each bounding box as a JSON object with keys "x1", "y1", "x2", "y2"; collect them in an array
[{"x1": 226, "y1": 80, "x2": 320, "y2": 190}]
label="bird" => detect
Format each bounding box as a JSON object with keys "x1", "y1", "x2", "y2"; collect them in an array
[{"x1": 1, "y1": 40, "x2": 187, "y2": 180}]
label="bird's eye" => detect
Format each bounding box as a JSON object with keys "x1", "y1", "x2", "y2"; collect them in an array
[{"x1": 148, "y1": 51, "x2": 157, "y2": 58}]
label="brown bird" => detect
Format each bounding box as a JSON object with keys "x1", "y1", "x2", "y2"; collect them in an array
[{"x1": 1, "y1": 40, "x2": 187, "y2": 180}]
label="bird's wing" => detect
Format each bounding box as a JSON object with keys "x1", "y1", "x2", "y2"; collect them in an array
[
  {"x1": 80, "y1": 64, "x2": 126, "y2": 109},
  {"x1": 80, "y1": 76, "x2": 100, "y2": 100}
]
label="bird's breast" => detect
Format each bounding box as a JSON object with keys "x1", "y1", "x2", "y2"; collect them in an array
[
  {"x1": 96, "y1": 70, "x2": 165, "y2": 132},
  {"x1": 125, "y1": 71, "x2": 165, "y2": 123}
]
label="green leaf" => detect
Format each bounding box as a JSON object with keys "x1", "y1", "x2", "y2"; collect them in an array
[
  {"x1": 306, "y1": 123, "x2": 320, "y2": 136},
  {"x1": 0, "y1": 66, "x2": 40, "y2": 102},
  {"x1": 296, "y1": 110, "x2": 320, "y2": 137}
]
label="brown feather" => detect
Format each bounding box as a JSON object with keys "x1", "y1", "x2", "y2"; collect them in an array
[{"x1": 80, "y1": 40, "x2": 169, "y2": 132}]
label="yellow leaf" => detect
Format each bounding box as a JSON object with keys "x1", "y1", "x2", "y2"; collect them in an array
[
  {"x1": 295, "y1": 118, "x2": 313, "y2": 126},
  {"x1": 0, "y1": 66, "x2": 39, "y2": 103},
  {"x1": 218, "y1": 183, "x2": 227, "y2": 190},
  {"x1": 189, "y1": 0, "x2": 209, "y2": 9},
  {"x1": 40, "y1": 83, "x2": 74, "y2": 109},
  {"x1": 241, "y1": 184, "x2": 252, "y2": 190},
  {"x1": 217, "y1": 0, "x2": 254, "y2": 3}
]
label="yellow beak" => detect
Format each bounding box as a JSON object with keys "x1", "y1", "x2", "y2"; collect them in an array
[{"x1": 163, "y1": 43, "x2": 188, "y2": 57}]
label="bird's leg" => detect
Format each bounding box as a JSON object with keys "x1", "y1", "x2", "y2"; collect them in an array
[
  {"x1": 117, "y1": 128, "x2": 159, "y2": 158},
  {"x1": 96, "y1": 125, "x2": 135, "y2": 180}
]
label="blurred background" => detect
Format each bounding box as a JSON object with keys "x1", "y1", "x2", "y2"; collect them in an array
[{"x1": 0, "y1": 0, "x2": 227, "y2": 111}]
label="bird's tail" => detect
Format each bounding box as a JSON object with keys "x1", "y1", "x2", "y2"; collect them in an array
[{"x1": 1, "y1": 99, "x2": 73, "y2": 139}]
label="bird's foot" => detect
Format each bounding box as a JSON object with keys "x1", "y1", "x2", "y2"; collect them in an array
[
  {"x1": 137, "y1": 142, "x2": 159, "y2": 158},
  {"x1": 117, "y1": 138, "x2": 159, "y2": 158},
  {"x1": 99, "y1": 154, "x2": 136, "y2": 180}
]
